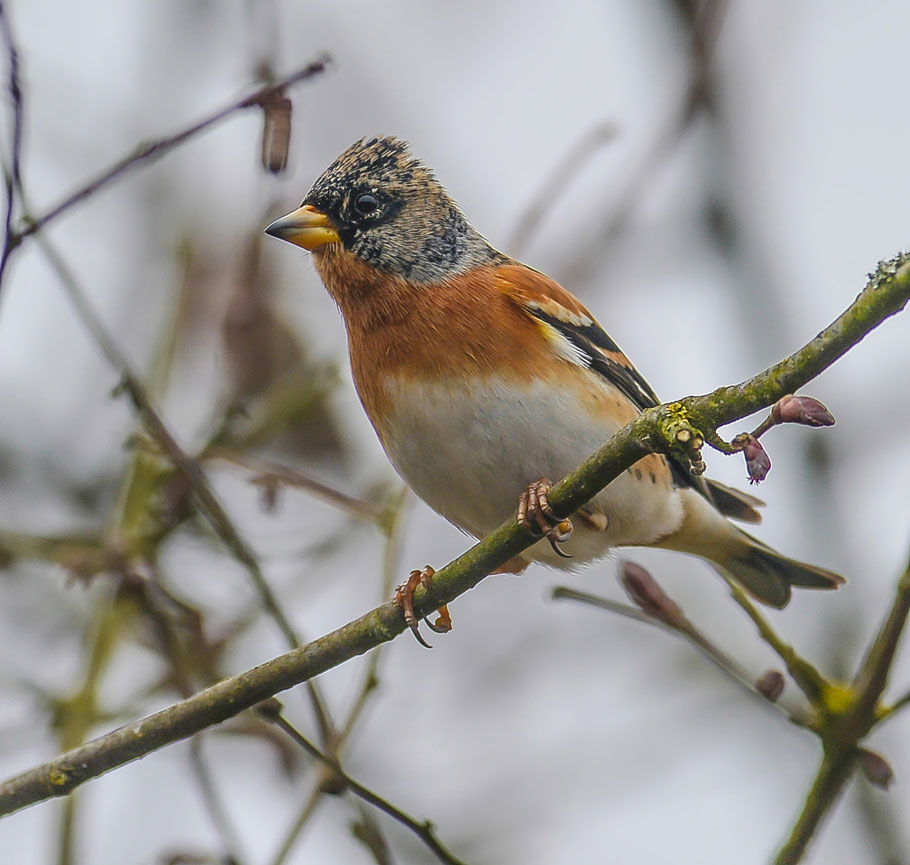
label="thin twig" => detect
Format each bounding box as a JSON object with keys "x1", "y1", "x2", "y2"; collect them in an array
[
  {"x1": 35, "y1": 234, "x2": 303, "y2": 646},
  {"x1": 268, "y1": 784, "x2": 323, "y2": 865},
  {"x1": 267, "y1": 490, "x2": 408, "y2": 865},
  {"x1": 552, "y1": 585, "x2": 812, "y2": 728},
  {"x1": 32, "y1": 229, "x2": 336, "y2": 747},
  {"x1": 13, "y1": 55, "x2": 329, "y2": 244},
  {"x1": 773, "y1": 557, "x2": 910, "y2": 864},
  {"x1": 562, "y1": 0, "x2": 728, "y2": 285},
  {"x1": 506, "y1": 121, "x2": 619, "y2": 256},
  {"x1": 188, "y1": 738, "x2": 247, "y2": 865},
  {"x1": 209, "y1": 450, "x2": 384, "y2": 524},
  {"x1": 0, "y1": 0, "x2": 24, "y2": 293},
  {"x1": 263, "y1": 708, "x2": 468, "y2": 865},
  {"x1": 0, "y1": 251, "x2": 907, "y2": 817},
  {"x1": 340, "y1": 489, "x2": 409, "y2": 742},
  {"x1": 721, "y1": 577, "x2": 828, "y2": 704}
]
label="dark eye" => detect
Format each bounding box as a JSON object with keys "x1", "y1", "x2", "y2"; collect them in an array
[{"x1": 354, "y1": 193, "x2": 379, "y2": 215}]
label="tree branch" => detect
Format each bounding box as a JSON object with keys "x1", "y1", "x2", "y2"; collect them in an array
[
  {"x1": 261, "y1": 704, "x2": 468, "y2": 865},
  {"x1": 12, "y1": 55, "x2": 329, "y2": 245},
  {"x1": 0, "y1": 251, "x2": 907, "y2": 819},
  {"x1": 774, "y1": 554, "x2": 910, "y2": 864},
  {"x1": 0, "y1": 0, "x2": 24, "y2": 294}
]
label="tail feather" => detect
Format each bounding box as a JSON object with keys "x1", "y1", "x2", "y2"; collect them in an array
[
  {"x1": 705, "y1": 479, "x2": 764, "y2": 524},
  {"x1": 724, "y1": 530, "x2": 845, "y2": 608}
]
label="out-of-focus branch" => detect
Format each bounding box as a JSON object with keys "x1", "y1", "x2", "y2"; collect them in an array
[
  {"x1": 258, "y1": 703, "x2": 468, "y2": 865},
  {"x1": 506, "y1": 121, "x2": 619, "y2": 256},
  {"x1": 0, "y1": 251, "x2": 907, "y2": 818},
  {"x1": 0, "y1": 0, "x2": 24, "y2": 293},
  {"x1": 721, "y1": 578, "x2": 828, "y2": 704},
  {"x1": 268, "y1": 489, "x2": 409, "y2": 865},
  {"x1": 36, "y1": 234, "x2": 305, "y2": 652},
  {"x1": 12, "y1": 55, "x2": 329, "y2": 245},
  {"x1": 33, "y1": 226, "x2": 336, "y2": 750},
  {"x1": 552, "y1": 581, "x2": 813, "y2": 729},
  {"x1": 774, "y1": 558, "x2": 910, "y2": 864},
  {"x1": 561, "y1": 0, "x2": 728, "y2": 285},
  {"x1": 208, "y1": 450, "x2": 385, "y2": 524}
]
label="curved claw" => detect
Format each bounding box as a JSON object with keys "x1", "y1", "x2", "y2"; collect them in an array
[
  {"x1": 548, "y1": 535, "x2": 574, "y2": 558},
  {"x1": 517, "y1": 479, "x2": 575, "y2": 556},
  {"x1": 395, "y1": 576, "x2": 433, "y2": 648},
  {"x1": 394, "y1": 566, "x2": 451, "y2": 648}
]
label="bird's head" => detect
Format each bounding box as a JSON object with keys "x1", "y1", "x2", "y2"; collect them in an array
[{"x1": 265, "y1": 136, "x2": 500, "y2": 284}]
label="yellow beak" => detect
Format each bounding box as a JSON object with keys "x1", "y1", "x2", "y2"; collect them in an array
[{"x1": 264, "y1": 204, "x2": 341, "y2": 250}]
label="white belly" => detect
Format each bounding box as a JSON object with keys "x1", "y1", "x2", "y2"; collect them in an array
[{"x1": 374, "y1": 375, "x2": 685, "y2": 568}]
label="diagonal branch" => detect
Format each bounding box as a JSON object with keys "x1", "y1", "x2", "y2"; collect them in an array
[
  {"x1": 0, "y1": 0, "x2": 24, "y2": 293},
  {"x1": 773, "y1": 554, "x2": 910, "y2": 864},
  {"x1": 260, "y1": 704, "x2": 469, "y2": 865},
  {"x1": 12, "y1": 55, "x2": 329, "y2": 245},
  {"x1": 0, "y1": 250, "x2": 907, "y2": 819}
]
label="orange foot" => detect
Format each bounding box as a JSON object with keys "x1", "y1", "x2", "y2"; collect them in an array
[
  {"x1": 394, "y1": 565, "x2": 453, "y2": 649},
  {"x1": 517, "y1": 478, "x2": 574, "y2": 558}
]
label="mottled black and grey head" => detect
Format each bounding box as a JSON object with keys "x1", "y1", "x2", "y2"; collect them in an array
[{"x1": 268, "y1": 137, "x2": 504, "y2": 283}]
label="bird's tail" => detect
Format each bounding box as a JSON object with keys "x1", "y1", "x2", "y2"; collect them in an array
[{"x1": 722, "y1": 530, "x2": 845, "y2": 608}]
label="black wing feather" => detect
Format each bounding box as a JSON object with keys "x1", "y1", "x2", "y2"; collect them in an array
[{"x1": 527, "y1": 308, "x2": 709, "y2": 497}]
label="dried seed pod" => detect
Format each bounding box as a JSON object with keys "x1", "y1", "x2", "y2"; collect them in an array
[{"x1": 261, "y1": 94, "x2": 292, "y2": 174}]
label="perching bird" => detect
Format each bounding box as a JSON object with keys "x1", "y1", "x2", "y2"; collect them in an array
[{"x1": 265, "y1": 136, "x2": 842, "y2": 643}]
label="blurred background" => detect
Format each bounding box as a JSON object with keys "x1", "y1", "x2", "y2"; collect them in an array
[{"x1": 0, "y1": 1, "x2": 909, "y2": 863}]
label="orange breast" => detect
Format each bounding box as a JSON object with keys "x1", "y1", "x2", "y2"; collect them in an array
[{"x1": 312, "y1": 250, "x2": 565, "y2": 425}]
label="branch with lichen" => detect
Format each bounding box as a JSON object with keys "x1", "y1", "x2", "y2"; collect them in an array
[{"x1": 0, "y1": 252, "x2": 907, "y2": 830}]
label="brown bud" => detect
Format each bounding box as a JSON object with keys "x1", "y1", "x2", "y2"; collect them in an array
[
  {"x1": 772, "y1": 395, "x2": 835, "y2": 427},
  {"x1": 755, "y1": 670, "x2": 785, "y2": 702},
  {"x1": 254, "y1": 475, "x2": 281, "y2": 513},
  {"x1": 620, "y1": 560, "x2": 684, "y2": 626},
  {"x1": 858, "y1": 748, "x2": 894, "y2": 790},
  {"x1": 261, "y1": 94, "x2": 292, "y2": 174},
  {"x1": 254, "y1": 697, "x2": 283, "y2": 720},
  {"x1": 316, "y1": 763, "x2": 348, "y2": 796},
  {"x1": 742, "y1": 435, "x2": 771, "y2": 484}
]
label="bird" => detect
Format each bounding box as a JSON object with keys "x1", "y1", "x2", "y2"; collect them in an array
[{"x1": 264, "y1": 135, "x2": 843, "y2": 645}]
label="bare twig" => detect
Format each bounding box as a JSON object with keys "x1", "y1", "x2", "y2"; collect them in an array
[
  {"x1": 260, "y1": 705, "x2": 468, "y2": 865},
  {"x1": 0, "y1": 0, "x2": 24, "y2": 293},
  {"x1": 721, "y1": 577, "x2": 828, "y2": 704},
  {"x1": 188, "y1": 738, "x2": 247, "y2": 865},
  {"x1": 14, "y1": 55, "x2": 329, "y2": 244},
  {"x1": 0, "y1": 251, "x2": 907, "y2": 818},
  {"x1": 268, "y1": 490, "x2": 409, "y2": 865},
  {"x1": 506, "y1": 121, "x2": 619, "y2": 256},
  {"x1": 209, "y1": 450, "x2": 384, "y2": 524},
  {"x1": 340, "y1": 489, "x2": 409, "y2": 741},
  {"x1": 773, "y1": 557, "x2": 910, "y2": 864},
  {"x1": 268, "y1": 784, "x2": 323, "y2": 865},
  {"x1": 35, "y1": 235, "x2": 303, "y2": 646},
  {"x1": 562, "y1": 0, "x2": 728, "y2": 285},
  {"x1": 553, "y1": 584, "x2": 812, "y2": 728},
  {"x1": 33, "y1": 229, "x2": 337, "y2": 748}
]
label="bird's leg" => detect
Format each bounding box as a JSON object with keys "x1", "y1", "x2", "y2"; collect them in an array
[
  {"x1": 394, "y1": 565, "x2": 452, "y2": 648},
  {"x1": 517, "y1": 478, "x2": 573, "y2": 558}
]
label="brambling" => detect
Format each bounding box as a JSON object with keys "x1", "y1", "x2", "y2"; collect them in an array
[{"x1": 265, "y1": 136, "x2": 843, "y2": 644}]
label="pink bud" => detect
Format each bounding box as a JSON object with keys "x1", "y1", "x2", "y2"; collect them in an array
[
  {"x1": 858, "y1": 748, "x2": 894, "y2": 790},
  {"x1": 742, "y1": 436, "x2": 771, "y2": 484},
  {"x1": 620, "y1": 560, "x2": 684, "y2": 626},
  {"x1": 772, "y1": 395, "x2": 835, "y2": 427},
  {"x1": 755, "y1": 670, "x2": 785, "y2": 702}
]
